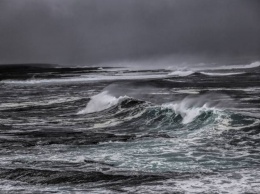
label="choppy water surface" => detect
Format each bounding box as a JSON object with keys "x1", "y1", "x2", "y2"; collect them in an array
[{"x1": 0, "y1": 62, "x2": 260, "y2": 193}]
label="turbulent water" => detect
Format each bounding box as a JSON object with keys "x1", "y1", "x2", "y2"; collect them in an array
[{"x1": 0, "y1": 62, "x2": 260, "y2": 193}]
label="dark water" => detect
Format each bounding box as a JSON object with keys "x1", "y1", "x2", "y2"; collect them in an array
[{"x1": 0, "y1": 62, "x2": 260, "y2": 193}]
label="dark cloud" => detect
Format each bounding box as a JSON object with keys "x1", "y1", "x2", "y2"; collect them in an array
[{"x1": 0, "y1": 0, "x2": 259, "y2": 65}]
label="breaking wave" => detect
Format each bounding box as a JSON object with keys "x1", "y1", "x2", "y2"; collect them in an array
[
  {"x1": 78, "y1": 92, "x2": 259, "y2": 131},
  {"x1": 161, "y1": 102, "x2": 217, "y2": 124},
  {"x1": 168, "y1": 70, "x2": 194, "y2": 77},
  {"x1": 77, "y1": 91, "x2": 129, "y2": 114}
]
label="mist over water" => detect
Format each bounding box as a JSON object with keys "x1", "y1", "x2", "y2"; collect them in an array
[{"x1": 0, "y1": 1, "x2": 260, "y2": 193}]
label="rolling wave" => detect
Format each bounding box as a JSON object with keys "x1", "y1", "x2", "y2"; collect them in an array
[
  {"x1": 77, "y1": 91, "x2": 129, "y2": 114},
  {"x1": 168, "y1": 70, "x2": 194, "y2": 77},
  {"x1": 78, "y1": 92, "x2": 259, "y2": 131}
]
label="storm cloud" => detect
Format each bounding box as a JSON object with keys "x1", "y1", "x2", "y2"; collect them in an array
[{"x1": 0, "y1": 0, "x2": 259, "y2": 65}]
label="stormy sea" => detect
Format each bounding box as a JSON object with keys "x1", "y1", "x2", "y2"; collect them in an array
[{"x1": 0, "y1": 61, "x2": 260, "y2": 193}]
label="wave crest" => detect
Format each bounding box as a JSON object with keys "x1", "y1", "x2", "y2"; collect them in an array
[
  {"x1": 161, "y1": 103, "x2": 214, "y2": 124},
  {"x1": 168, "y1": 70, "x2": 194, "y2": 77},
  {"x1": 200, "y1": 72, "x2": 245, "y2": 76},
  {"x1": 77, "y1": 91, "x2": 129, "y2": 114},
  {"x1": 213, "y1": 61, "x2": 260, "y2": 70},
  {"x1": 77, "y1": 91, "x2": 259, "y2": 133}
]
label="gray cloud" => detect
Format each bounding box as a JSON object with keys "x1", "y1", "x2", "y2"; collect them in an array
[{"x1": 0, "y1": 0, "x2": 259, "y2": 65}]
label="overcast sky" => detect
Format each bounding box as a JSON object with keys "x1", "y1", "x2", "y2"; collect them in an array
[{"x1": 0, "y1": 0, "x2": 259, "y2": 65}]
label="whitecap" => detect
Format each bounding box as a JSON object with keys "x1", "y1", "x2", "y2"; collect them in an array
[
  {"x1": 77, "y1": 91, "x2": 128, "y2": 114},
  {"x1": 200, "y1": 72, "x2": 245, "y2": 76},
  {"x1": 212, "y1": 61, "x2": 260, "y2": 70},
  {"x1": 168, "y1": 70, "x2": 194, "y2": 77},
  {"x1": 162, "y1": 102, "x2": 212, "y2": 124},
  {"x1": 161, "y1": 94, "x2": 223, "y2": 124}
]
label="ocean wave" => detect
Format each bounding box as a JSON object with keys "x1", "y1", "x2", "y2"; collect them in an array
[
  {"x1": 77, "y1": 91, "x2": 259, "y2": 133},
  {"x1": 161, "y1": 103, "x2": 216, "y2": 124},
  {"x1": 78, "y1": 92, "x2": 259, "y2": 130},
  {"x1": 1, "y1": 74, "x2": 167, "y2": 85},
  {"x1": 77, "y1": 91, "x2": 129, "y2": 114},
  {"x1": 168, "y1": 70, "x2": 194, "y2": 77},
  {"x1": 213, "y1": 61, "x2": 260, "y2": 70},
  {"x1": 200, "y1": 72, "x2": 245, "y2": 76}
]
